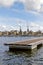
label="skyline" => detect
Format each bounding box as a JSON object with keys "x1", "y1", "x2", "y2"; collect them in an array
[{"x1": 0, "y1": 0, "x2": 43, "y2": 31}]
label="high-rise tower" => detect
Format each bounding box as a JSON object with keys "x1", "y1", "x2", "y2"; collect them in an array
[
  {"x1": 27, "y1": 24, "x2": 29, "y2": 34},
  {"x1": 19, "y1": 26, "x2": 22, "y2": 35}
]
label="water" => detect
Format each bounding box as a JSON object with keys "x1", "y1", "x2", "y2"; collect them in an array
[{"x1": 0, "y1": 36, "x2": 43, "y2": 65}]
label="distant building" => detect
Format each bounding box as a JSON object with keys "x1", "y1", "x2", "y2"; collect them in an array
[
  {"x1": 22, "y1": 31, "x2": 27, "y2": 35},
  {"x1": 13, "y1": 30, "x2": 19, "y2": 35},
  {"x1": 27, "y1": 25, "x2": 29, "y2": 35},
  {"x1": 2, "y1": 31, "x2": 11, "y2": 36},
  {"x1": 0, "y1": 31, "x2": 2, "y2": 36},
  {"x1": 19, "y1": 26, "x2": 22, "y2": 35},
  {"x1": 29, "y1": 30, "x2": 33, "y2": 35}
]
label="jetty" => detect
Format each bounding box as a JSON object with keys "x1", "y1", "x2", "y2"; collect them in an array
[{"x1": 4, "y1": 38, "x2": 43, "y2": 51}]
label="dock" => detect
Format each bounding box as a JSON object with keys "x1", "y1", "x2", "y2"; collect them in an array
[{"x1": 4, "y1": 38, "x2": 43, "y2": 51}]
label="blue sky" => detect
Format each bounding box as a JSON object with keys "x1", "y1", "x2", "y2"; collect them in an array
[{"x1": 0, "y1": 0, "x2": 43, "y2": 31}]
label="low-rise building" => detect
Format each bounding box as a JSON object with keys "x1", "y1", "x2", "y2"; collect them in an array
[
  {"x1": 2, "y1": 31, "x2": 11, "y2": 36},
  {"x1": 0, "y1": 31, "x2": 2, "y2": 36}
]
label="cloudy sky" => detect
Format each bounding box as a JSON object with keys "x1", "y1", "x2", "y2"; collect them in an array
[{"x1": 0, "y1": 0, "x2": 43, "y2": 31}]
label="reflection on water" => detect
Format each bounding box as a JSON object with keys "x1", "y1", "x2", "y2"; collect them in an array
[
  {"x1": 2, "y1": 50, "x2": 37, "y2": 65},
  {"x1": 2, "y1": 47, "x2": 43, "y2": 65},
  {"x1": 0, "y1": 36, "x2": 43, "y2": 65}
]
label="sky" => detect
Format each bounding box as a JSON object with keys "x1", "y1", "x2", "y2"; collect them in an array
[{"x1": 0, "y1": 0, "x2": 43, "y2": 31}]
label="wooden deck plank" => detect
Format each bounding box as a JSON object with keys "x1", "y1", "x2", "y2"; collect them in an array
[
  {"x1": 4, "y1": 38, "x2": 43, "y2": 50},
  {"x1": 4, "y1": 38, "x2": 43, "y2": 45}
]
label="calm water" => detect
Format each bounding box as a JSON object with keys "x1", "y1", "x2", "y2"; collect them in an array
[{"x1": 0, "y1": 36, "x2": 43, "y2": 65}]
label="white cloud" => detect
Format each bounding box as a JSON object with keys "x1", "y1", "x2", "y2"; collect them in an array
[
  {"x1": 18, "y1": 0, "x2": 25, "y2": 3},
  {"x1": 40, "y1": 5, "x2": 43, "y2": 13},
  {"x1": 29, "y1": 22, "x2": 43, "y2": 32},
  {"x1": 0, "y1": 17, "x2": 43, "y2": 32},
  {"x1": 0, "y1": 25, "x2": 19, "y2": 31},
  {"x1": 30, "y1": 22, "x2": 39, "y2": 27},
  {"x1": 0, "y1": 0, "x2": 16, "y2": 7},
  {"x1": 0, "y1": 22, "x2": 43, "y2": 32},
  {"x1": 0, "y1": 17, "x2": 27, "y2": 31},
  {"x1": 0, "y1": 0, "x2": 43, "y2": 12},
  {"x1": 22, "y1": 0, "x2": 43, "y2": 12},
  {"x1": 18, "y1": 0, "x2": 43, "y2": 12}
]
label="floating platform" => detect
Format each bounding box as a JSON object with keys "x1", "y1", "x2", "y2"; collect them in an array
[{"x1": 4, "y1": 38, "x2": 43, "y2": 51}]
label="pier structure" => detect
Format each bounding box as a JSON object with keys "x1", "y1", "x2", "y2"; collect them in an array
[{"x1": 4, "y1": 38, "x2": 43, "y2": 51}]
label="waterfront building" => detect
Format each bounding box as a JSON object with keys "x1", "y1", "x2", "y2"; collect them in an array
[
  {"x1": 29, "y1": 30, "x2": 33, "y2": 36},
  {"x1": 0, "y1": 31, "x2": 2, "y2": 36},
  {"x1": 13, "y1": 30, "x2": 19, "y2": 35},
  {"x1": 22, "y1": 31, "x2": 27, "y2": 35},
  {"x1": 2, "y1": 31, "x2": 11, "y2": 36}
]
